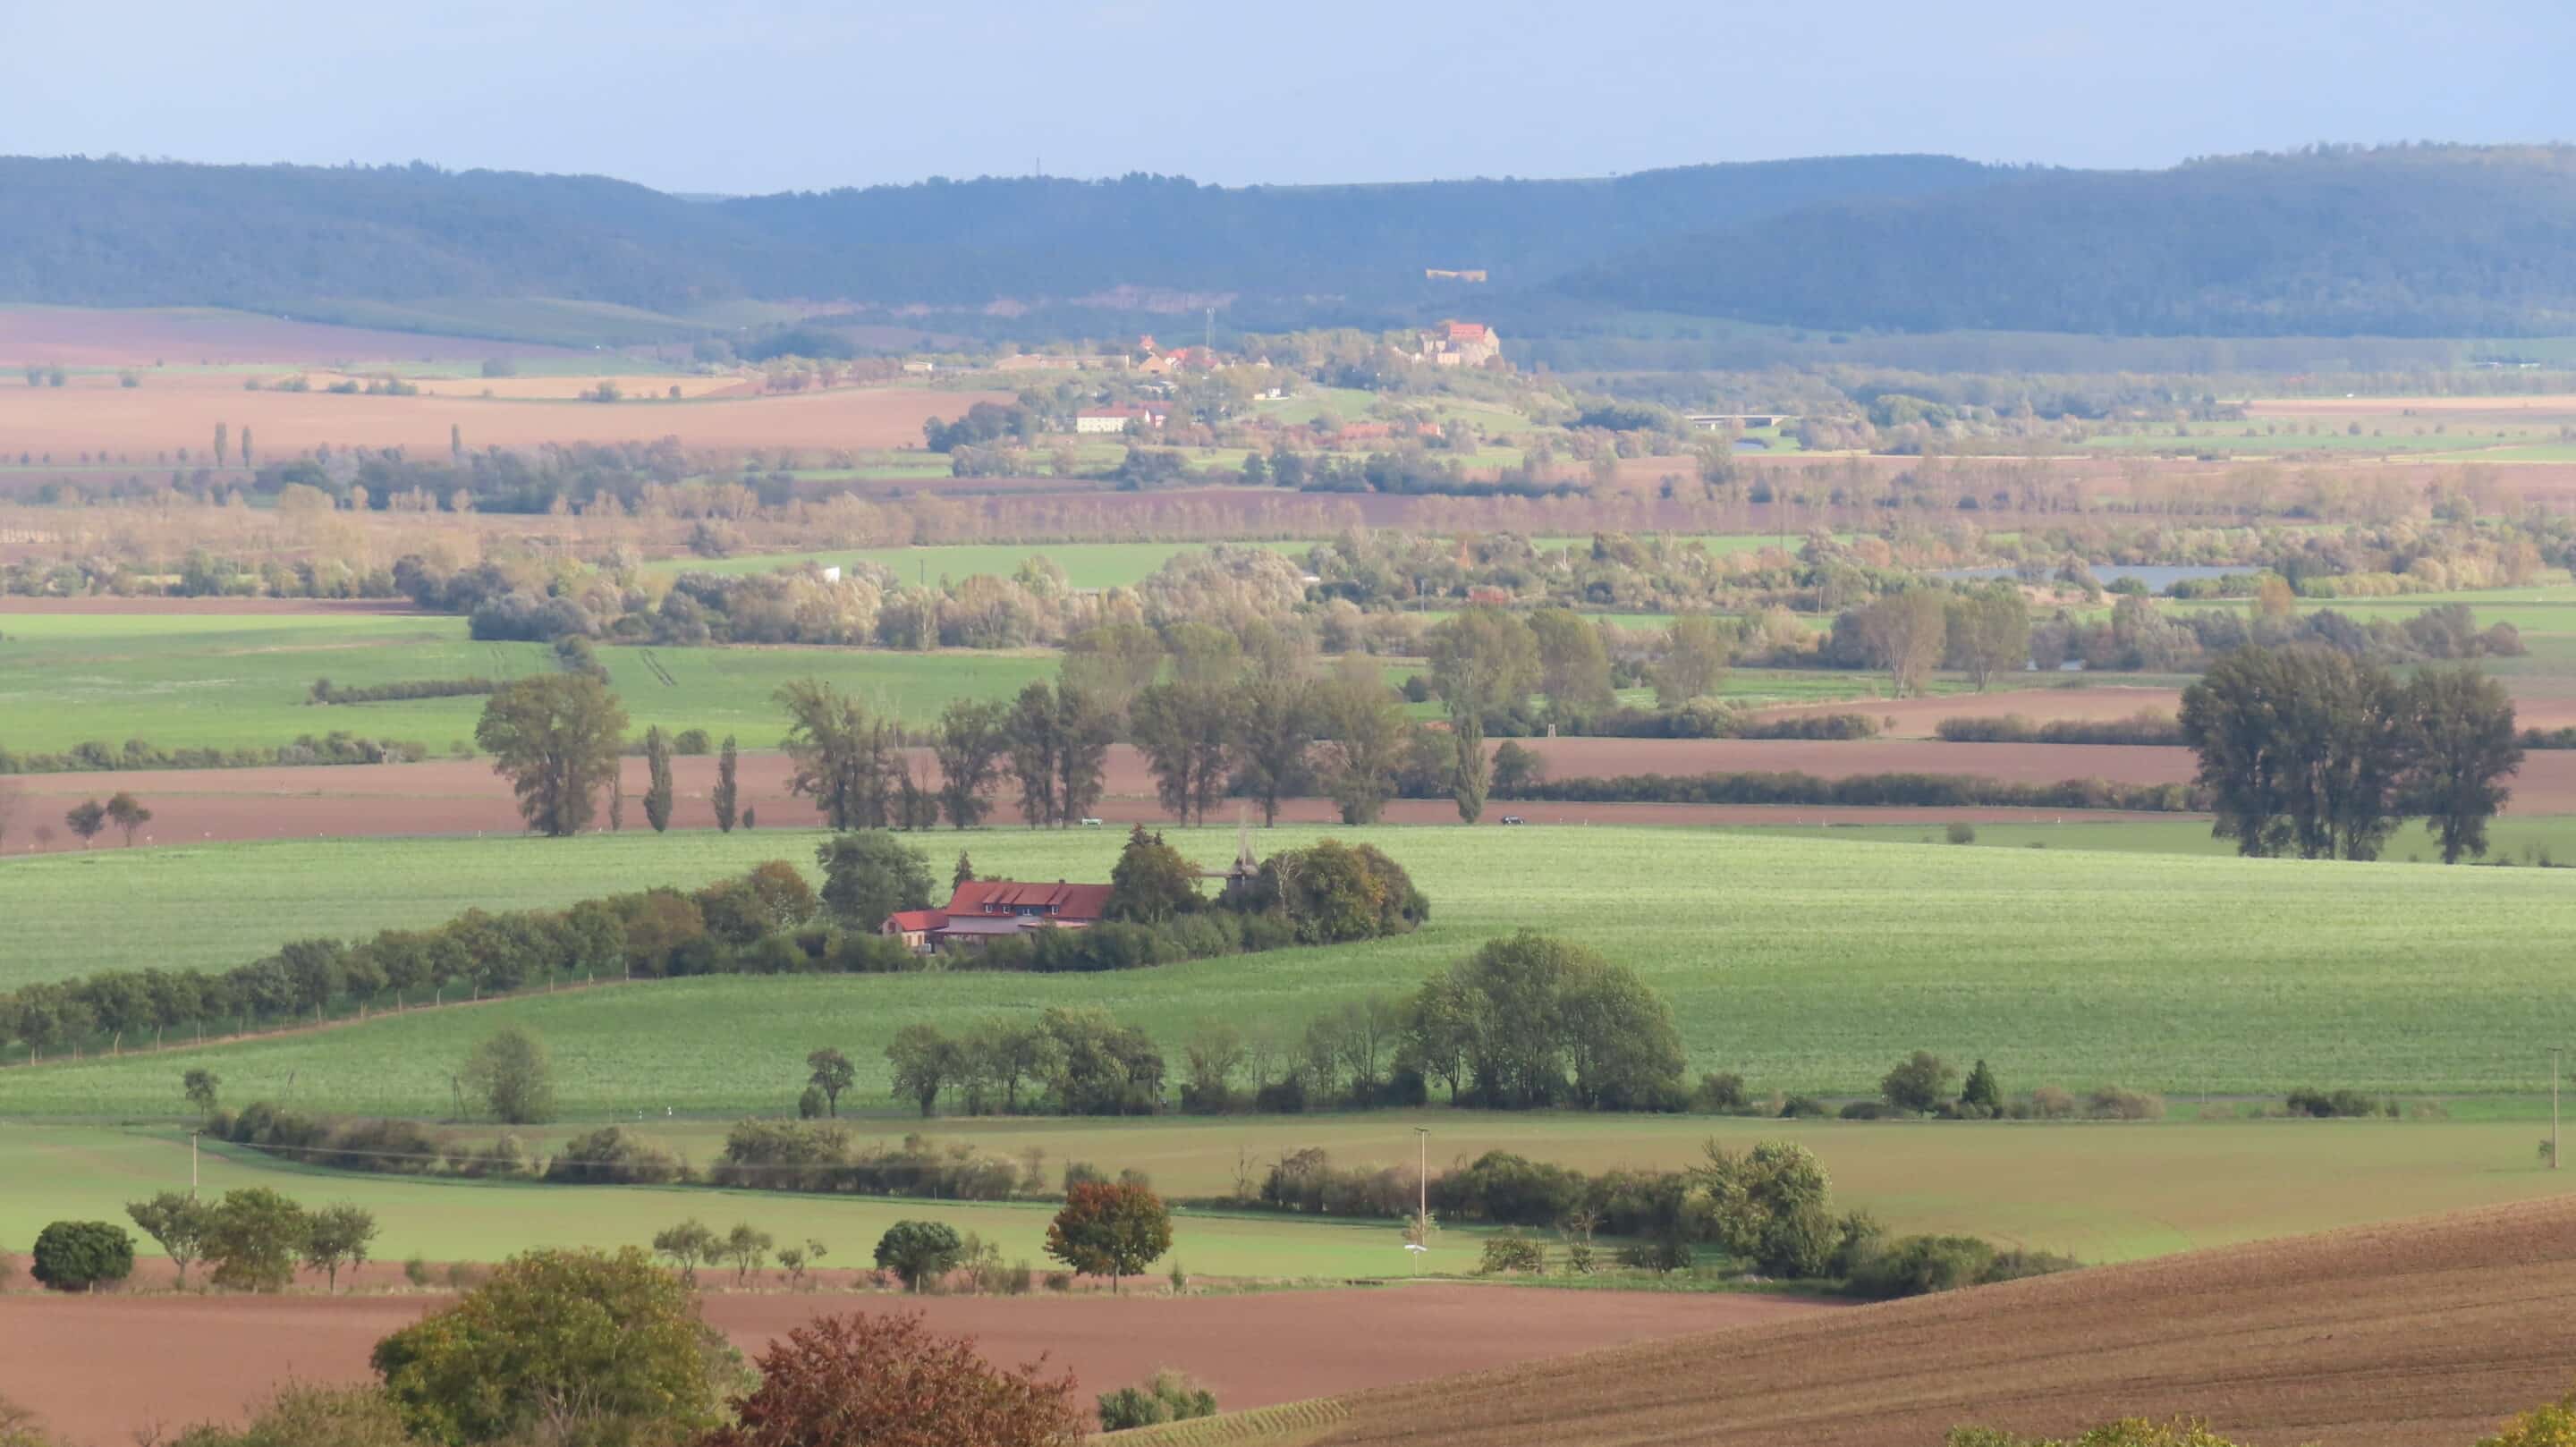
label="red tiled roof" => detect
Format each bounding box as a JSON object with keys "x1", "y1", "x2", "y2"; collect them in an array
[
  {"x1": 883, "y1": 909, "x2": 946, "y2": 933},
  {"x1": 946, "y1": 879, "x2": 1113, "y2": 921},
  {"x1": 1445, "y1": 322, "x2": 1489, "y2": 341}
]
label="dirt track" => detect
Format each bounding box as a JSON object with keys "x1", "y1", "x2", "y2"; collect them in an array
[
  {"x1": 1266, "y1": 1196, "x2": 2576, "y2": 1447},
  {"x1": 0, "y1": 1283, "x2": 1829, "y2": 1446}
]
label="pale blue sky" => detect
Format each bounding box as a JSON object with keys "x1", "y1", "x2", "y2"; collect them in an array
[{"x1": 4, "y1": 0, "x2": 2569, "y2": 193}]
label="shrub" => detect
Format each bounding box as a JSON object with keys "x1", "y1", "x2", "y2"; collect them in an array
[
  {"x1": 1880, "y1": 1051, "x2": 1958, "y2": 1113},
  {"x1": 30, "y1": 1220, "x2": 134, "y2": 1291},
  {"x1": 2086, "y1": 1086, "x2": 2165, "y2": 1121},
  {"x1": 1945, "y1": 1419, "x2": 2252, "y2": 1446},
  {"x1": 1945, "y1": 821, "x2": 1977, "y2": 844},
  {"x1": 403, "y1": 1256, "x2": 432, "y2": 1288},
  {"x1": 2024, "y1": 1085, "x2": 2079, "y2": 1120},
  {"x1": 159, "y1": 1383, "x2": 417, "y2": 1447},
  {"x1": 673, "y1": 728, "x2": 712, "y2": 755},
  {"x1": 2284, "y1": 1087, "x2": 2387, "y2": 1119},
  {"x1": 1097, "y1": 1370, "x2": 1219, "y2": 1432},
  {"x1": 1476, "y1": 1231, "x2": 1547, "y2": 1275},
  {"x1": 203, "y1": 1189, "x2": 309, "y2": 1292},
  {"x1": 1779, "y1": 1094, "x2": 1834, "y2": 1118},
  {"x1": 1848, "y1": 1233, "x2": 1996, "y2": 1298},
  {"x1": 1839, "y1": 1100, "x2": 1896, "y2": 1120},
  {"x1": 697, "y1": 1311, "x2": 1081, "y2": 1447},
  {"x1": 1693, "y1": 1071, "x2": 1750, "y2": 1113},
  {"x1": 544, "y1": 1126, "x2": 682, "y2": 1184}
]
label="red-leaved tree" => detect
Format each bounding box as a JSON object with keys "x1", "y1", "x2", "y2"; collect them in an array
[
  {"x1": 694, "y1": 1312, "x2": 1082, "y2": 1447},
  {"x1": 1044, "y1": 1181, "x2": 1174, "y2": 1296}
]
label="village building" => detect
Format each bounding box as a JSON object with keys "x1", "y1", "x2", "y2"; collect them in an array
[
  {"x1": 1074, "y1": 402, "x2": 1167, "y2": 435},
  {"x1": 881, "y1": 878, "x2": 1114, "y2": 955},
  {"x1": 1416, "y1": 320, "x2": 1503, "y2": 368}
]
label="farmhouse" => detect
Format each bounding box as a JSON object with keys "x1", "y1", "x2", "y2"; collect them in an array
[
  {"x1": 1074, "y1": 402, "x2": 1167, "y2": 435},
  {"x1": 881, "y1": 878, "x2": 1114, "y2": 954},
  {"x1": 1417, "y1": 320, "x2": 1503, "y2": 368}
]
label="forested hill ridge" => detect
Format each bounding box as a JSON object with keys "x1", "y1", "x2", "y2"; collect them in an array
[
  {"x1": 1563, "y1": 145, "x2": 2576, "y2": 338},
  {"x1": 0, "y1": 153, "x2": 1994, "y2": 317},
  {"x1": 4, "y1": 145, "x2": 2573, "y2": 338}
]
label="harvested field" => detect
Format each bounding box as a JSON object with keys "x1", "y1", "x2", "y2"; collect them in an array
[
  {"x1": 1218, "y1": 1196, "x2": 2576, "y2": 1447},
  {"x1": 1505, "y1": 735, "x2": 2198, "y2": 785},
  {"x1": 0, "y1": 305, "x2": 580, "y2": 368},
  {"x1": 2246, "y1": 393, "x2": 2576, "y2": 418},
  {"x1": 0, "y1": 1283, "x2": 1828, "y2": 1447},
  {"x1": 1757, "y1": 687, "x2": 2184, "y2": 738},
  {"x1": 0, "y1": 379, "x2": 1005, "y2": 456}
]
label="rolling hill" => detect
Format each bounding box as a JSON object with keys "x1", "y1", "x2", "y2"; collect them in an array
[
  {"x1": 4, "y1": 146, "x2": 2574, "y2": 341},
  {"x1": 1185, "y1": 1196, "x2": 2576, "y2": 1447}
]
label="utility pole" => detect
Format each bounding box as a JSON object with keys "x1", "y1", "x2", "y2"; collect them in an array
[
  {"x1": 1414, "y1": 1126, "x2": 1429, "y2": 1222},
  {"x1": 2555, "y1": 1047, "x2": 2563, "y2": 1171}
]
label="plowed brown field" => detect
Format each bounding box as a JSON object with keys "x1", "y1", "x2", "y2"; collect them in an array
[
  {"x1": 0, "y1": 379, "x2": 1004, "y2": 456},
  {"x1": 1227, "y1": 1196, "x2": 2576, "y2": 1447},
  {"x1": 0, "y1": 1283, "x2": 1829, "y2": 1447},
  {"x1": 1757, "y1": 688, "x2": 2185, "y2": 739},
  {"x1": 0, "y1": 740, "x2": 2219, "y2": 852}
]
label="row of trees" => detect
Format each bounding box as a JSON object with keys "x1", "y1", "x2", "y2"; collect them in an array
[{"x1": 32, "y1": 1189, "x2": 377, "y2": 1294}]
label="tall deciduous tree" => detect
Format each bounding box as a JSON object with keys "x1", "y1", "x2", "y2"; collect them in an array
[
  {"x1": 463, "y1": 1027, "x2": 557, "y2": 1124},
  {"x1": 1855, "y1": 588, "x2": 1951, "y2": 698},
  {"x1": 475, "y1": 675, "x2": 628, "y2": 837},
  {"x1": 1130, "y1": 681, "x2": 1235, "y2": 825},
  {"x1": 1945, "y1": 588, "x2": 2030, "y2": 691},
  {"x1": 2180, "y1": 645, "x2": 2412, "y2": 860},
  {"x1": 932, "y1": 698, "x2": 1008, "y2": 828},
  {"x1": 1530, "y1": 609, "x2": 1615, "y2": 725},
  {"x1": 301, "y1": 1202, "x2": 378, "y2": 1291},
  {"x1": 203, "y1": 1188, "x2": 309, "y2": 1291},
  {"x1": 887, "y1": 1023, "x2": 960, "y2": 1117},
  {"x1": 64, "y1": 799, "x2": 106, "y2": 849},
  {"x1": 1232, "y1": 669, "x2": 1315, "y2": 827},
  {"x1": 1005, "y1": 681, "x2": 1063, "y2": 827},
  {"x1": 1654, "y1": 614, "x2": 1733, "y2": 707},
  {"x1": 777, "y1": 680, "x2": 901, "y2": 831},
  {"x1": 1310, "y1": 655, "x2": 1408, "y2": 825},
  {"x1": 1105, "y1": 825, "x2": 1201, "y2": 925},
  {"x1": 2405, "y1": 664, "x2": 2523, "y2": 864},
  {"x1": 643, "y1": 726, "x2": 675, "y2": 833},
  {"x1": 713, "y1": 734, "x2": 741, "y2": 833},
  {"x1": 804, "y1": 1048, "x2": 856, "y2": 1117}
]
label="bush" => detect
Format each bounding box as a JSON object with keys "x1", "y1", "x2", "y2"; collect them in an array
[
  {"x1": 1476, "y1": 1231, "x2": 1548, "y2": 1275},
  {"x1": 672, "y1": 728, "x2": 712, "y2": 755},
  {"x1": 158, "y1": 1383, "x2": 417, "y2": 1447},
  {"x1": 373, "y1": 1248, "x2": 733, "y2": 1447},
  {"x1": 699, "y1": 1311, "x2": 1082, "y2": 1447},
  {"x1": 1880, "y1": 1051, "x2": 1958, "y2": 1113},
  {"x1": 1778, "y1": 1094, "x2": 1834, "y2": 1118},
  {"x1": 30, "y1": 1220, "x2": 134, "y2": 1291},
  {"x1": 544, "y1": 1127, "x2": 682, "y2": 1185},
  {"x1": 2284, "y1": 1087, "x2": 2389, "y2": 1119},
  {"x1": 1097, "y1": 1369, "x2": 1219, "y2": 1432},
  {"x1": 1839, "y1": 1100, "x2": 1897, "y2": 1120},
  {"x1": 1693, "y1": 1071, "x2": 1750, "y2": 1113},
  {"x1": 1945, "y1": 821, "x2": 1977, "y2": 845},
  {"x1": 1847, "y1": 1233, "x2": 1996, "y2": 1298},
  {"x1": 2086, "y1": 1086, "x2": 2165, "y2": 1121},
  {"x1": 2023, "y1": 1085, "x2": 2079, "y2": 1120},
  {"x1": 403, "y1": 1256, "x2": 432, "y2": 1288}
]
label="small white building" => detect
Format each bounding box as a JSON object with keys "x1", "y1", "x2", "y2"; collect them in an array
[{"x1": 1074, "y1": 403, "x2": 1166, "y2": 435}]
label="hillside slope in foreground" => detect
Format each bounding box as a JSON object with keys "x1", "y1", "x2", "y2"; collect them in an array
[{"x1": 1217, "y1": 1196, "x2": 2576, "y2": 1447}]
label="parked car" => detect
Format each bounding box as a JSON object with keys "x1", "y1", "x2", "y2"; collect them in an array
[{"x1": 1498, "y1": 816, "x2": 1526, "y2": 825}]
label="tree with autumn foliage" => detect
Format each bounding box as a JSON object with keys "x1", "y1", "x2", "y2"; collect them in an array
[
  {"x1": 1043, "y1": 1181, "x2": 1172, "y2": 1296},
  {"x1": 691, "y1": 1311, "x2": 1083, "y2": 1447}
]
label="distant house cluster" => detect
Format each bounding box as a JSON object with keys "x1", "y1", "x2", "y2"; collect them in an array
[
  {"x1": 1416, "y1": 320, "x2": 1502, "y2": 368},
  {"x1": 881, "y1": 879, "x2": 1115, "y2": 955},
  {"x1": 1074, "y1": 402, "x2": 1169, "y2": 434}
]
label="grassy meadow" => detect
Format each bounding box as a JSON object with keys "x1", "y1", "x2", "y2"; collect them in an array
[
  {"x1": 10, "y1": 825, "x2": 2576, "y2": 1113},
  {"x1": 1717, "y1": 814, "x2": 2576, "y2": 864},
  {"x1": 0, "y1": 611, "x2": 1057, "y2": 753}
]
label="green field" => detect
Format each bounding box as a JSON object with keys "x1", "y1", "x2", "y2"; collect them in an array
[
  {"x1": 0, "y1": 1124, "x2": 1456, "y2": 1279},
  {"x1": 0, "y1": 612, "x2": 1055, "y2": 754},
  {"x1": 11, "y1": 825, "x2": 2576, "y2": 1113},
  {"x1": 9, "y1": 1103, "x2": 2570, "y2": 1271},
  {"x1": 1717, "y1": 815, "x2": 2576, "y2": 865}
]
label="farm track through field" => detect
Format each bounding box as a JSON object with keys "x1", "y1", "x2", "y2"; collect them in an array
[
  {"x1": 1208, "y1": 1195, "x2": 2576, "y2": 1447},
  {"x1": 0, "y1": 1282, "x2": 1824, "y2": 1447}
]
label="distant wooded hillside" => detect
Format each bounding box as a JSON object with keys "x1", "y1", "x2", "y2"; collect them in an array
[{"x1": 4, "y1": 146, "x2": 2572, "y2": 340}]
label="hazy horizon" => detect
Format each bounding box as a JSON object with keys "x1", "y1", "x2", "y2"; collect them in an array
[{"x1": 4, "y1": 0, "x2": 2569, "y2": 196}]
